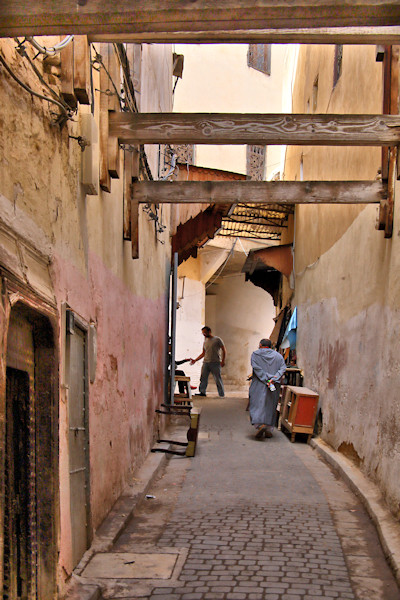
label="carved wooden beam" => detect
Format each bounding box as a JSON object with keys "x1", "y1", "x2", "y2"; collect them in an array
[
  {"x1": 1, "y1": 2, "x2": 400, "y2": 37},
  {"x1": 110, "y1": 113, "x2": 400, "y2": 146},
  {"x1": 89, "y1": 27, "x2": 400, "y2": 45},
  {"x1": 132, "y1": 180, "x2": 387, "y2": 205}
]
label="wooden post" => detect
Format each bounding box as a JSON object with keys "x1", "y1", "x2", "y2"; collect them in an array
[{"x1": 73, "y1": 35, "x2": 91, "y2": 105}]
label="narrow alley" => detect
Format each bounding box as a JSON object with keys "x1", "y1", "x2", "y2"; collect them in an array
[
  {"x1": 75, "y1": 391, "x2": 400, "y2": 600},
  {"x1": 2, "y1": 5, "x2": 400, "y2": 600}
]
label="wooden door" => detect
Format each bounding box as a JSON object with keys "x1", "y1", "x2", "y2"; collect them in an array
[
  {"x1": 4, "y1": 368, "x2": 32, "y2": 600},
  {"x1": 68, "y1": 324, "x2": 90, "y2": 568}
]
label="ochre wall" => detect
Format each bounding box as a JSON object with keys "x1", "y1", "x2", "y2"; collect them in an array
[
  {"x1": 0, "y1": 37, "x2": 176, "y2": 590},
  {"x1": 286, "y1": 44, "x2": 400, "y2": 517}
]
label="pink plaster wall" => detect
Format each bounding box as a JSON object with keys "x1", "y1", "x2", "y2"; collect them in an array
[{"x1": 51, "y1": 251, "x2": 167, "y2": 576}]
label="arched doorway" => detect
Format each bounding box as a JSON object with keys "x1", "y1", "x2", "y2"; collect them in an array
[{"x1": 3, "y1": 301, "x2": 58, "y2": 599}]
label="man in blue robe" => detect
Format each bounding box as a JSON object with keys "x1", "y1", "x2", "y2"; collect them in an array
[{"x1": 249, "y1": 338, "x2": 286, "y2": 439}]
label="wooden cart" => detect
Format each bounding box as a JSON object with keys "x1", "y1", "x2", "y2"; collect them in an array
[{"x1": 281, "y1": 385, "x2": 319, "y2": 443}]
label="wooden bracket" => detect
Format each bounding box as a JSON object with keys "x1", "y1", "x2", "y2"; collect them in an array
[
  {"x1": 378, "y1": 45, "x2": 399, "y2": 236},
  {"x1": 107, "y1": 45, "x2": 121, "y2": 179},
  {"x1": 73, "y1": 36, "x2": 91, "y2": 105},
  {"x1": 123, "y1": 148, "x2": 139, "y2": 241},
  {"x1": 386, "y1": 145, "x2": 397, "y2": 238},
  {"x1": 130, "y1": 197, "x2": 139, "y2": 259},
  {"x1": 60, "y1": 37, "x2": 77, "y2": 109},
  {"x1": 99, "y1": 44, "x2": 111, "y2": 192}
]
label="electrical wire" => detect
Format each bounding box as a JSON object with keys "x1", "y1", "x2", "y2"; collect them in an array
[
  {"x1": 0, "y1": 54, "x2": 71, "y2": 119},
  {"x1": 26, "y1": 35, "x2": 74, "y2": 57},
  {"x1": 14, "y1": 38, "x2": 73, "y2": 113},
  {"x1": 92, "y1": 49, "x2": 124, "y2": 109}
]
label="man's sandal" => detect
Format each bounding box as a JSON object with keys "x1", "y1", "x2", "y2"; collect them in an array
[{"x1": 255, "y1": 424, "x2": 266, "y2": 439}]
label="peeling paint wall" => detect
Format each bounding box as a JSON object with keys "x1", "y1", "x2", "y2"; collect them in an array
[
  {"x1": 285, "y1": 44, "x2": 400, "y2": 517},
  {"x1": 0, "y1": 37, "x2": 176, "y2": 592}
]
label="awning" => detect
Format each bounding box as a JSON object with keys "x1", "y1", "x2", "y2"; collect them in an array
[{"x1": 269, "y1": 309, "x2": 285, "y2": 345}]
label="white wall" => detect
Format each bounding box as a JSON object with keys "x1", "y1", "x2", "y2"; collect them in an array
[
  {"x1": 206, "y1": 274, "x2": 275, "y2": 387},
  {"x1": 175, "y1": 275, "x2": 205, "y2": 387}
]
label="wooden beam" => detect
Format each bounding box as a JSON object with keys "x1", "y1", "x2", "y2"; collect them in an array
[
  {"x1": 132, "y1": 180, "x2": 387, "y2": 205},
  {"x1": 90, "y1": 27, "x2": 400, "y2": 45},
  {"x1": 110, "y1": 112, "x2": 400, "y2": 146},
  {"x1": 2, "y1": 2, "x2": 400, "y2": 37}
]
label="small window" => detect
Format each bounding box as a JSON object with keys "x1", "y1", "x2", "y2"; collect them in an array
[
  {"x1": 246, "y1": 145, "x2": 266, "y2": 180},
  {"x1": 333, "y1": 44, "x2": 343, "y2": 88},
  {"x1": 247, "y1": 44, "x2": 271, "y2": 76}
]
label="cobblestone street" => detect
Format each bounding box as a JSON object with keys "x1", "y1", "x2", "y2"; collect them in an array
[
  {"x1": 87, "y1": 393, "x2": 400, "y2": 600},
  {"x1": 153, "y1": 503, "x2": 352, "y2": 599}
]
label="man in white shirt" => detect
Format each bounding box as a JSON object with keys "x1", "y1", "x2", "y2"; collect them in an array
[{"x1": 190, "y1": 326, "x2": 226, "y2": 397}]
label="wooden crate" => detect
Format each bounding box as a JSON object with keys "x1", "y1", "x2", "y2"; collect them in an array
[{"x1": 281, "y1": 385, "x2": 319, "y2": 443}]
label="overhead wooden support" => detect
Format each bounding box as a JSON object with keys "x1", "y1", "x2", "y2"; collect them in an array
[
  {"x1": 1, "y1": 2, "x2": 400, "y2": 37},
  {"x1": 90, "y1": 27, "x2": 400, "y2": 45},
  {"x1": 99, "y1": 44, "x2": 111, "y2": 192},
  {"x1": 60, "y1": 38, "x2": 77, "y2": 109},
  {"x1": 132, "y1": 181, "x2": 388, "y2": 205},
  {"x1": 73, "y1": 36, "x2": 91, "y2": 105},
  {"x1": 385, "y1": 145, "x2": 397, "y2": 237},
  {"x1": 109, "y1": 113, "x2": 400, "y2": 147},
  {"x1": 377, "y1": 44, "x2": 399, "y2": 236},
  {"x1": 123, "y1": 148, "x2": 140, "y2": 259}
]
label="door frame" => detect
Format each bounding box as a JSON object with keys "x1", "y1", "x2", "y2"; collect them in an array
[
  {"x1": 65, "y1": 307, "x2": 92, "y2": 566},
  {"x1": 0, "y1": 272, "x2": 59, "y2": 599}
]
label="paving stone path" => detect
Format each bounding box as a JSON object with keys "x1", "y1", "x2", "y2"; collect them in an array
[
  {"x1": 109, "y1": 393, "x2": 399, "y2": 600},
  {"x1": 152, "y1": 503, "x2": 354, "y2": 599}
]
